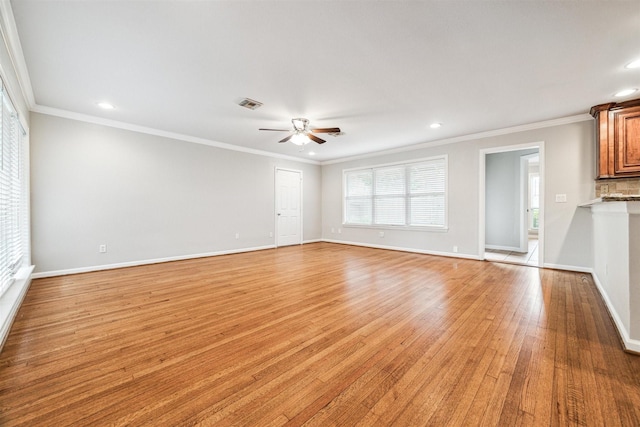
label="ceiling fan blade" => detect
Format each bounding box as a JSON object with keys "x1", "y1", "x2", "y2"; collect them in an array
[
  {"x1": 279, "y1": 135, "x2": 293, "y2": 143},
  {"x1": 259, "y1": 128, "x2": 290, "y2": 131},
  {"x1": 308, "y1": 133, "x2": 326, "y2": 144},
  {"x1": 310, "y1": 127, "x2": 341, "y2": 133}
]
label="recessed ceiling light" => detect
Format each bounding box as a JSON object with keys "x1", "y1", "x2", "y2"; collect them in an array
[
  {"x1": 97, "y1": 102, "x2": 115, "y2": 109},
  {"x1": 308, "y1": 151, "x2": 316, "y2": 156},
  {"x1": 625, "y1": 59, "x2": 640, "y2": 69},
  {"x1": 430, "y1": 123, "x2": 442, "y2": 129},
  {"x1": 614, "y1": 88, "x2": 638, "y2": 97}
]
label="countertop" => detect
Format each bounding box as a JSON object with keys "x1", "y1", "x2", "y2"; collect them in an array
[{"x1": 579, "y1": 195, "x2": 640, "y2": 207}]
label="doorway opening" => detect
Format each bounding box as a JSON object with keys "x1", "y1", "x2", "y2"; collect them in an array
[{"x1": 479, "y1": 143, "x2": 544, "y2": 267}]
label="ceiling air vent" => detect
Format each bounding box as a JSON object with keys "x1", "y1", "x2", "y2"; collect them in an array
[{"x1": 238, "y1": 98, "x2": 263, "y2": 110}]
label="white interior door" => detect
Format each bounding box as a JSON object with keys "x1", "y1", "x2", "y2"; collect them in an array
[{"x1": 275, "y1": 169, "x2": 302, "y2": 247}]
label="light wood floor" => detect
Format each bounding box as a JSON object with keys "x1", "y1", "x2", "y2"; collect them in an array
[{"x1": 1, "y1": 243, "x2": 640, "y2": 426}]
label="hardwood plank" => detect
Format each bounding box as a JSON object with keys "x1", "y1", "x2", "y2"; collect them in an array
[
  {"x1": 1, "y1": 243, "x2": 640, "y2": 426},
  {"x1": 523, "y1": 271, "x2": 556, "y2": 426}
]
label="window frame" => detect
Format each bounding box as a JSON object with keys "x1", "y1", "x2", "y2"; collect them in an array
[{"x1": 342, "y1": 155, "x2": 448, "y2": 231}]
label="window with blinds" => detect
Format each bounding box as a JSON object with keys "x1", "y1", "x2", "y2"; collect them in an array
[
  {"x1": 0, "y1": 81, "x2": 27, "y2": 298},
  {"x1": 343, "y1": 156, "x2": 447, "y2": 229}
]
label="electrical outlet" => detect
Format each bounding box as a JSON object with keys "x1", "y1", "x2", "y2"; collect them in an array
[
  {"x1": 235, "y1": 233, "x2": 240, "y2": 239},
  {"x1": 555, "y1": 194, "x2": 567, "y2": 203},
  {"x1": 269, "y1": 231, "x2": 273, "y2": 238},
  {"x1": 331, "y1": 228, "x2": 335, "y2": 233},
  {"x1": 379, "y1": 231, "x2": 385, "y2": 238},
  {"x1": 338, "y1": 228, "x2": 342, "y2": 234},
  {"x1": 99, "y1": 244, "x2": 107, "y2": 253},
  {"x1": 601, "y1": 184, "x2": 609, "y2": 194},
  {"x1": 453, "y1": 246, "x2": 458, "y2": 253}
]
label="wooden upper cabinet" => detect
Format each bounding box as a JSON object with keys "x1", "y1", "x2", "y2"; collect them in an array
[
  {"x1": 616, "y1": 106, "x2": 640, "y2": 175},
  {"x1": 590, "y1": 98, "x2": 640, "y2": 179}
]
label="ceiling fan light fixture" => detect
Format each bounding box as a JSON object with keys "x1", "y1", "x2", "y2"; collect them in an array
[
  {"x1": 292, "y1": 118, "x2": 309, "y2": 132},
  {"x1": 259, "y1": 117, "x2": 337, "y2": 145},
  {"x1": 291, "y1": 132, "x2": 311, "y2": 146}
]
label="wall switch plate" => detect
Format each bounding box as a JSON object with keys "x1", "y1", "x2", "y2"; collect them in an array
[
  {"x1": 555, "y1": 194, "x2": 567, "y2": 203},
  {"x1": 235, "y1": 233, "x2": 240, "y2": 239},
  {"x1": 99, "y1": 244, "x2": 107, "y2": 253},
  {"x1": 338, "y1": 228, "x2": 342, "y2": 234},
  {"x1": 269, "y1": 232, "x2": 273, "y2": 238}
]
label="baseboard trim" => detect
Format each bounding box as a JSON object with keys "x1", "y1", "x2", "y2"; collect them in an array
[
  {"x1": 590, "y1": 270, "x2": 640, "y2": 354},
  {"x1": 321, "y1": 239, "x2": 483, "y2": 261},
  {"x1": 302, "y1": 239, "x2": 322, "y2": 244},
  {"x1": 542, "y1": 263, "x2": 593, "y2": 273},
  {"x1": 485, "y1": 244, "x2": 522, "y2": 252},
  {"x1": 0, "y1": 265, "x2": 35, "y2": 353},
  {"x1": 32, "y1": 245, "x2": 277, "y2": 279}
]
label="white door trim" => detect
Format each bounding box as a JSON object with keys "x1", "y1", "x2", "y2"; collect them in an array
[
  {"x1": 519, "y1": 155, "x2": 528, "y2": 252},
  {"x1": 479, "y1": 142, "x2": 545, "y2": 266},
  {"x1": 520, "y1": 153, "x2": 539, "y2": 252},
  {"x1": 275, "y1": 167, "x2": 303, "y2": 247}
]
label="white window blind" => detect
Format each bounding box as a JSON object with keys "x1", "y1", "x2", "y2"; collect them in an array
[
  {"x1": 408, "y1": 161, "x2": 446, "y2": 226},
  {"x1": 0, "y1": 82, "x2": 27, "y2": 298},
  {"x1": 374, "y1": 166, "x2": 405, "y2": 226},
  {"x1": 345, "y1": 170, "x2": 373, "y2": 225},
  {"x1": 344, "y1": 157, "x2": 447, "y2": 228}
]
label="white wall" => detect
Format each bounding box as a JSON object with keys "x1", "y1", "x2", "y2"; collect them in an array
[
  {"x1": 30, "y1": 114, "x2": 596, "y2": 274},
  {"x1": 485, "y1": 148, "x2": 537, "y2": 250},
  {"x1": 631, "y1": 213, "x2": 640, "y2": 339},
  {"x1": 322, "y1": 120, "x2": 595, "y2": 270},
  {"x1": 592, "y1": 209, "x2": 630, "y2": 333},
  {"x1": 590, "y1": 202, "x2": 640, "y2": 352},
  {"x1": 30, "y1": 113, "x2": 322, "y2": 275}
]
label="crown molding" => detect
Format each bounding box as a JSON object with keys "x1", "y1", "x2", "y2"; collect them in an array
[
  {"x1": 33, "y1": 104, "x2": 591, "y2": 168},
  {"x1": 0, "y1": 0, "x2": 35, "y2": 109},
  {"x1": 321, "y1": 113, "x2": 592, "y2": 165},
  {"x1": 32, "y1": 105, "x2": 321, "y2": 165}
]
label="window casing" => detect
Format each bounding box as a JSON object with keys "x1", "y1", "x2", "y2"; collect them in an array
[{"x1": 343, "y1": 156, "x2": 447, "y2": 230}]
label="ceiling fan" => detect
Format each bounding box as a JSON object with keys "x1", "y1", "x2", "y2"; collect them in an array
[{"x1": 259, "y1": 118, "x2": 341, "y2": 145}]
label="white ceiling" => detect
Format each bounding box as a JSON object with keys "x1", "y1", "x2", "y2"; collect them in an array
[{"x1": 9, "y1": 1, "x2": 640, "y2": 162}]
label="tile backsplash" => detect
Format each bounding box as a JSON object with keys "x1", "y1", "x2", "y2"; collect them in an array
[{"x1": 595, "y1": 177, "x2": 640, "y2": 197}]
